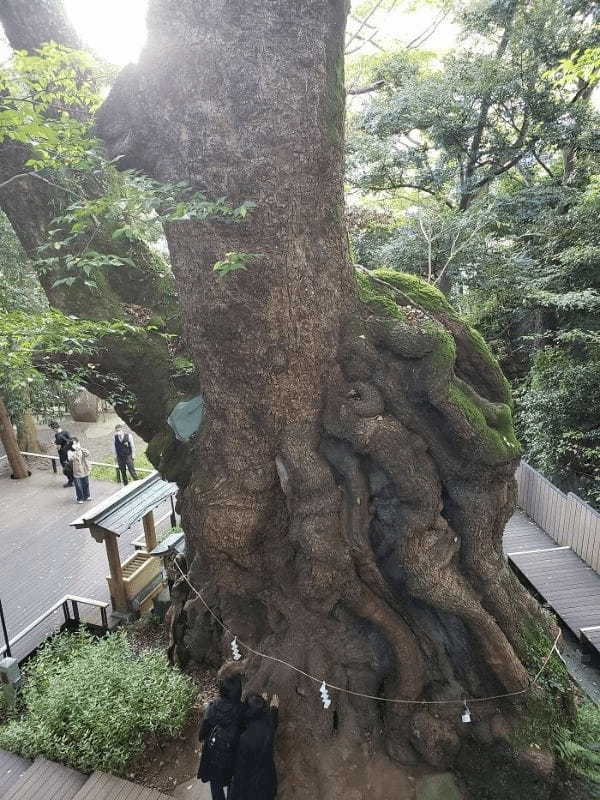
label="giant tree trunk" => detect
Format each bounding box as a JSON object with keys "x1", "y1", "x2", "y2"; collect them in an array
[{"x1": 98, "y1": 2, "x2": 555, "y2": 796}]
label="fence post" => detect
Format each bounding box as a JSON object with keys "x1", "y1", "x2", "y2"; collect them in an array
[{"x1": 0, "y1": 599, "x2": 11, "y2": 658}]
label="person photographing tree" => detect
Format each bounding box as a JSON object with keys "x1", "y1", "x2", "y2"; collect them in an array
[
  {"x1": 229, "y1": 693, "x2": 279, "y2": 800},
  {"x1": 67, "y1": 438, "x2": 91, "y2": 503},
  {"x1": 49, "y1": 420, "x2": 74, "y2": 487},
  {"x1": 112, "y1": 423, "x2": 139, "y2": 485}
]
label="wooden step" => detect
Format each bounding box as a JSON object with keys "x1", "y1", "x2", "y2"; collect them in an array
[
  {"x1": 0, "y1": 749, "x2": 31, "y2": 797},
  {"x1": 2, "y1": 757, "x2": 87, "y2": 800},
  {"x1": 172, "y1": 780, "x2": 212, "y2": 800},
  {"x1": 72, "y1": 771, "x2": 173, "y2": 800}
]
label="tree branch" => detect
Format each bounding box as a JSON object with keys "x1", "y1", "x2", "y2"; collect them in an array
[
  {"x1": 347, "y1": 80, "x2": 386, "y2": 96},
  {"x1": 345, "y1": 0, "x2": 387, "y2": 52},
  {"x1": 367, "y1": 180, "x2": 455, "y2": 209}
]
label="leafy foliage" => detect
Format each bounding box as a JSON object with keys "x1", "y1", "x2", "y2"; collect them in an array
[
  {"x1": 0, "y1": 43, "x2": 109, "y2": 170},
  {"x1": 213, "y1": 251, "x2": 261, "y2": 278},
  {"x1": 515, "y1": 349, "x2": 600, "y2": 505},
  {"x1": 0, "y1": 630, "x2": 196, "y2": 775}
]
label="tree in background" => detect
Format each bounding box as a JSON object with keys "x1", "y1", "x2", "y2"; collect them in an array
[
  {"x1": 0, "y1": 211, "x2": 77, "y2": 450},
  {"x1": 346, "y1": 0, "x2": 600, "y2": 506},
  {"x1": 347, "y1": 0, "x2": 600, "y2": 285}
]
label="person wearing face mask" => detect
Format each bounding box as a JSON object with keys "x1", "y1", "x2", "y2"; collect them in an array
[{"x1": 67, "y1": 437, "x2": 92, "y2": 503}]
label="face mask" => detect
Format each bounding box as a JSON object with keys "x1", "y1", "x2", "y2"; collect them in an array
[{"x1": 73, "y1": 443, "x2": 81, "y2": 450}]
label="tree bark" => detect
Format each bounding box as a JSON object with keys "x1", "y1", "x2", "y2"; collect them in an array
[
  {"x1": 16, "y1": 409, "x2": 43, "y2": 454},
  {"x1": 0, "y1": 396, "x2": 29, "y2": 479},
  {"x1": 95, "y1": 1, "x2": 558, "y2": 796}
]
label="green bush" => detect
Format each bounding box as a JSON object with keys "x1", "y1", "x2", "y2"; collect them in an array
[
  {"x1": 0, "y1": 630, "x2": 196, "y2": 774},
  {"x1": 556, "y1": 703, "x2": 600, "y2": 786},
  {"x1": 513, "y1": 623, "x2": 600, "y2": 790}
]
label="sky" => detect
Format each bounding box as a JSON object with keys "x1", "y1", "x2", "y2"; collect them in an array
[{"x1": 63, "y1": 0, "x2": 148, "y2": 65}]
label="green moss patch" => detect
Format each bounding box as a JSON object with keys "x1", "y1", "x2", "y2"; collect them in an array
[
  {"x1": 447, "y1": 377, "x2": 521, "y2": 462},
  {"x1": 423, "y1": 319, "x2": 457, "y2": 368},
  {"x1": 357, "y1": 271, "x2": 407, "y2": 320},
  {"x1": 463, "y1": 325, "x2": 513, "y2": 406},
  {"x1": 370, "y1": 269, "x2": 459, "y2": 317}
]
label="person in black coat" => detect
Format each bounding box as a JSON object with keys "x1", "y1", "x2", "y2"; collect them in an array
[
  {"x1": 49, "y1": 421, "x2": 73, "y2": 487},
  {"x1": 198, "y1": 669, "x2": 245, "y2": 800},
  {"x1": 229, "y1": 693, "x2": 279, "y2": 800}
]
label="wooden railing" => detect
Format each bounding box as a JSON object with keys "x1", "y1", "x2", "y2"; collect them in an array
[
  {"x1": 516, "y1": 461, "x2": 600, "y2": 574},
  {"x1": 0, "y1": 595, "x2": 109, "y2": 659}
]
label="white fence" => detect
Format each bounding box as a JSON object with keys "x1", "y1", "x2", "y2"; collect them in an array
[{"x1": 516, "y1": 461, "x2": 600, "y2": 574}]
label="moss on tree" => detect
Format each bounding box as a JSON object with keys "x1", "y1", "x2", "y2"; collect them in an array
[{"x1": 447, "y1": 378, "x2": 521, "y2": 463}]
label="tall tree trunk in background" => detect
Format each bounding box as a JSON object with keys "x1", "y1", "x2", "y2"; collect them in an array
[
  {"x1": 96, "y1": 2, "x2": 555, "y2": 796},
  {"x1": 0, "y1": 396, "x2": 29, "y2": 479},
  {"x1": 16, "y1": 410, "x2": 43, "y2": 455}
]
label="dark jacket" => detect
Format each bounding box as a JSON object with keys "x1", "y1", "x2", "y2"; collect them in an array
[
  {"x1": 229, "y1": 702, "x2": 278, "y2": 800},
  {"x1": 114, "y1": 433, "x2": 133, "y2": 459},
  {"x1": 198, "y1": 676, "x2": 244, "y2": 785},
  {"x1": 54, "y1": 430, "x2": 72, "y2": 463}
]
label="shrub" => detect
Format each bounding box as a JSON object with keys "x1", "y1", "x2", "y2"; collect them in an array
[
  {"x1": 0, "y1": 630, "x2": 196, "y2": 774},
  {"x1": 556, "y1": 703, "x2": 600, "y2": 786}
]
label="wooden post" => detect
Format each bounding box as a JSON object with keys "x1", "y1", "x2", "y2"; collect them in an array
[
  {"x1": 142, "y1": 510, "x2": 157, "y2": 551},
  {"x1": 0, "y1": 396, "x2": 29, "y2": 480},
  {"x1": 104, "y1": 531, "x2": 129, "y2": 613}
]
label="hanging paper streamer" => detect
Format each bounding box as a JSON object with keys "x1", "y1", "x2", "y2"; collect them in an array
[
  {"x1": 320, "y1": 681, "x2": 332, "y2": 709},
  {"x1": 173, "y1": 560, "x2": 562, "y2": 709}
]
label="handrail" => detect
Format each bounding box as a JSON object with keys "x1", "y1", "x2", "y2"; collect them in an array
[
  {"x1": 0, "y1": 594, "x2": 109, "y2": 658},
  {"x1": 18, "y1": 451, "x2": 153, "y2": 473}
]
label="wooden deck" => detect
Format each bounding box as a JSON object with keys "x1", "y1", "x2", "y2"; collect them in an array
[
  {"x1": 0, "y1": 468, "x2": 173, "y2": 660},
  {"x1": 72, "y1": 771, "x2": 172, "y2": 800},
  {"x1": 0, "y1": 749, "x2": 31, "y2": 797},
  {"x1": 2, "y1": 758, "x2": 87, "y2": 800},
  {"x1": 0, "y1": 754, "x2": 180, "y2": 800},
  {"x1": 504, "y1": 511, "x2": 600, "y2": 656}
]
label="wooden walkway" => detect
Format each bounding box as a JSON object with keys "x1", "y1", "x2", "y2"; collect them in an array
[
  {"x1": 0, "y1": 467, "x2": 172, "y2": 660},
  {"x1": 0, "y1": 752, "x2": 184, "y2": 800},
  {"x1": 504, "y1": 511, "x2": 600, "y2": 657}
]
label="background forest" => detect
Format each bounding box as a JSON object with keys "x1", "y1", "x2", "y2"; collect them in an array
[
  {"x1": 346, "y1": 0, "x2": 600, "y2": 506},
  {"x1": 2, "y1": 0, "x2": 600, "y2": 504}
]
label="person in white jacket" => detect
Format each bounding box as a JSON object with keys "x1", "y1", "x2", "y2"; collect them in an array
[{"x1": 67, "y1": 438, "x2": 92, "y2": 503}]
